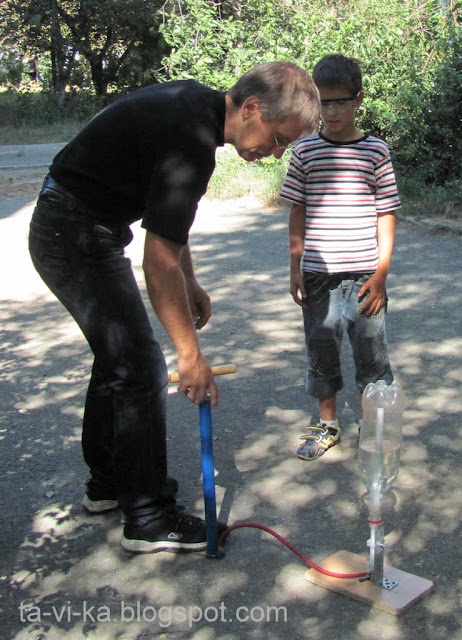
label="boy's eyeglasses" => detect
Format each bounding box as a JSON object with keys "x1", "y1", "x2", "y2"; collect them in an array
[{"x1": 320, "y1": 94, "x2": 359, "y2": 112}]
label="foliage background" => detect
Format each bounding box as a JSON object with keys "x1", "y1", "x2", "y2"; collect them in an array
[{"x1": 0, "y1": 0, "x2": 461, "y2": 189}]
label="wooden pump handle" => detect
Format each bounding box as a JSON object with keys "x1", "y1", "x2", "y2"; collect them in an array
[{"x1": 168, "y1": 363, "x2": 236, "y2": 384}]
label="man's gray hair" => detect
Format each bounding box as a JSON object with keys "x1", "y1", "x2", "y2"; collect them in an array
[{"x1": 228, "y1": 62, "x2": 320, "y2": 135}]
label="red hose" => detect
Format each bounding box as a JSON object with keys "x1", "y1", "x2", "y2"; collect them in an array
[{"x1": 219, "y1": 522, "x2": 369, "y2": 580}]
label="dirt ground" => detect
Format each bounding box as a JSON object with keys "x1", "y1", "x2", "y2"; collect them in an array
[
  {"x1": 0, "y1": 143, "x2": 65, "y2": 197},
  {"x1": 1, "y1": 145, "x2": 462, "y2": 640}
]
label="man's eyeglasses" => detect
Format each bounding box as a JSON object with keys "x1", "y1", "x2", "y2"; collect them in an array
[
  {"x1": 272, "y1": 130, "x2": 293, "y2": 151},
  {"x1": 320, "y1": 94, "x2": 359, "y2": 112}
]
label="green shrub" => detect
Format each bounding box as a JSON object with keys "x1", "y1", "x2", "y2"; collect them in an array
[
  {"x1": 0, "y1": 87, "x2": 103, "y2": 127},
  {"x1": 391, "y1": 29, "x2": 462, "y2": 185},
  {"x1": 398, "y1": 176, "x2": 462, "y2": 220},
  {"x1": 206, "y1": 147, "x2": 291, "y2": 202},
  {"x1": 0, "y1": 89, "x2": 17, "y2": 126}
]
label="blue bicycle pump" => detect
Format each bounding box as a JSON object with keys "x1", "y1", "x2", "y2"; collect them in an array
[
  {"x1": 199, "y1": 398, "x2": 223, "y2": 558},
  {"x1": 169, "y1": 364, "x2": 236, "y2": 559}
]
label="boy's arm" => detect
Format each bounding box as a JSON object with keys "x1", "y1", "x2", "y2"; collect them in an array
[
  {"x1": 358, "y1": 211, "x2": 396, "y2": 316},
  {"x1": 289, "y1": 203, "x2": 308, "y2": 307}
]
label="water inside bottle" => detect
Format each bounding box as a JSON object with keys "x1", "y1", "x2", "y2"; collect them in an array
[{"x1": 358, "y1": 438, "x2": 400, "y2": 493}]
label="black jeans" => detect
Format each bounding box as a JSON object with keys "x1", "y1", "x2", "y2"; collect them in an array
[{"x1": 29, "y1": 196, "x2": 175, "y2": 525}]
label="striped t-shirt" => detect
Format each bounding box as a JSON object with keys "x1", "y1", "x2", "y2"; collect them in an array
[{"x1": 280, "y1": 133, "x2": 401, "y2": 274}]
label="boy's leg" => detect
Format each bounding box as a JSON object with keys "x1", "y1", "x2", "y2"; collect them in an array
[
  {"x1": 345, "y1": 275, "x2": 393, "y2": 395},
  {"x1": 302, "y1": 273, "x2": 344, "y2": 399},
  {"x1": 296, "y1": 273, "x2": 343, "y2": 460},
  {"x1": 319, "y1": 394, "x2": 337, "y2": 421},
  {"x1": 297, "y1": 393, "x2": 340, "y2": 459}
]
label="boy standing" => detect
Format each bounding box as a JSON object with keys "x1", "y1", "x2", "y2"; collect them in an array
[{"x1": 280, "y1": 54, "x2": 400, "y2": 460}]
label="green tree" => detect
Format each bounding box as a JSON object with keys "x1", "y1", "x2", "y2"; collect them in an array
[
  {"x1": 57, "y1": 0, "x2": 168, "y2": 95},
  {"x1": 158, "y1": 0, "x2": 461, "y2": 183},
  {"x1": 157, "y1": 0, "x2": 305, "y2": 87},
  {"x1": 0, "y1": 0, "x2": 460, "y2": 185},
  {"x1": 0, "y1": 0, "x2": 171, "y2": 97},
  {"x1": 391, "y1": 9, "x2": 462, "y2": 184},
  {"x1": 0, "y1": 0, "x2": 75, "y2": 95}
]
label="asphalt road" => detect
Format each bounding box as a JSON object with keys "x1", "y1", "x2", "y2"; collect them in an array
[{"x1": 1, "y1": 145, "x2": 461, "y2": 640}]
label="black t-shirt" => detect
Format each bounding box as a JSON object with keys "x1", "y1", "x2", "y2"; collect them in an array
[{"x1": 50, "y1": 80, "x2": 226, "y2": 244}]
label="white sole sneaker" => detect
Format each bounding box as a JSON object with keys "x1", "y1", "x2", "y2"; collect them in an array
[
  {"x1": 82, "y1": 495, "x2": 119, "y2": 513},
  {"x1": 120, "y1": 509, "x2": 226, "y2": 554},
  {"x1": 120, "y1": 534, "x2": 207, "y2": 553}
]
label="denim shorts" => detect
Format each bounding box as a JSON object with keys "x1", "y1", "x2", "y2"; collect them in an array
[{"x1": 302, "y1": 271, "x2": 393, "y2": 399}]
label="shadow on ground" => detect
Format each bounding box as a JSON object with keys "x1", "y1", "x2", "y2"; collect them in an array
[{"x1": 1, "y1": 197, "x2": 461, "y2": 640}]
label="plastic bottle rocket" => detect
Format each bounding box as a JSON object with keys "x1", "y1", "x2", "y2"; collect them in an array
[{"x1": 358, "y1": 380, "x2": 406, "y2": 585}]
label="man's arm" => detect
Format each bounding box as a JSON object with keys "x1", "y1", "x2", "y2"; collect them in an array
[
  {"x1": 289, "y1": 203, "x2": 308, "y2": 307},
  {"x1": 179, "y1": 244, "x2": 212, "y2": 330},
  {"x1": 143, "y1": 231, "x2": 218, "y2": 406},
  {"x1": 358, "y1": 211, "x2": 396, "y2": 316}
]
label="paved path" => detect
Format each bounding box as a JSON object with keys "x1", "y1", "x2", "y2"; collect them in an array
[{"x1": 1, "y1": 146, "x2": 461, "y2": 639}]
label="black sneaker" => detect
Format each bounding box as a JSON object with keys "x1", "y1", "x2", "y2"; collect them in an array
[
  {"x1": 296, "y1": 421, "x2": 340, "y2": 460},
  {"x1": 121, "y1": 505, "x2": 227, "y2": 553},
  {"x1": 82, "y1": 480, "x2": 119, "y2": 514},
  {"x1": 161, "y1": 476, "x2": 180, "y2": 499},
  {"x1": 83, "y1": 494, "x2": 119, "y2": 514},
  {"x1": 83, "y1": 477, "x2": 179, "y2": 515}
]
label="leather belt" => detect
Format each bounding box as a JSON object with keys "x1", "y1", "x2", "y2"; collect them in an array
[{"x1": 39, "y1": 175, "x2": 98, "y2": 218}]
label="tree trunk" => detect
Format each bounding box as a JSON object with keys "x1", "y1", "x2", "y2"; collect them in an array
[
  {"x1": 50, "y1": 0, "x2": 66, "y2": 104},
  {"x1": 89, "y1": 57, "x2": 108, "y2": 97}
]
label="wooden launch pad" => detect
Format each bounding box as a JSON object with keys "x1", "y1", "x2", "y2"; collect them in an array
[{"x1": 304, "y1": 550, "x2": 434, "y2": 615}]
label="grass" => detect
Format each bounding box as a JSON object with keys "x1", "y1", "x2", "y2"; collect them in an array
[
  {"x1": 398, "y1": 177, "x2": 462, "y2": 222},
  {"x1": 206, "y1": 146, "x2": 291, "y2": 204},
  {"x1": 0, "y1": 121, "x2": 84, "y2": 145},
  {"x1": 209, "y1": 151, "x2": 462, "y2": 220}
]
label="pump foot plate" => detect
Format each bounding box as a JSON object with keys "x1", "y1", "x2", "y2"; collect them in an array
[{"x1": 304, "y1": 550, "x2": 434, "y2": 615}]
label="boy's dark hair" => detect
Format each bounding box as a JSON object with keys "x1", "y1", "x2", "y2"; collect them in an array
[{"x1": 312, "y1": 54, "x2": 362, "y2": 95}]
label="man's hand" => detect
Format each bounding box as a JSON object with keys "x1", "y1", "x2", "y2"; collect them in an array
[
  {"x1": 180, "y1": 244, "x2": 212, "y2": 330},
  {"x1": 143, "y1": 232, "x2": 219, "y2": 406},
  {"x1": 185, "y1": 279, "x2": 211, "y2": 330},
  {"x1": 177, "y1": 353, "x2": 218, "y2": 406}
]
